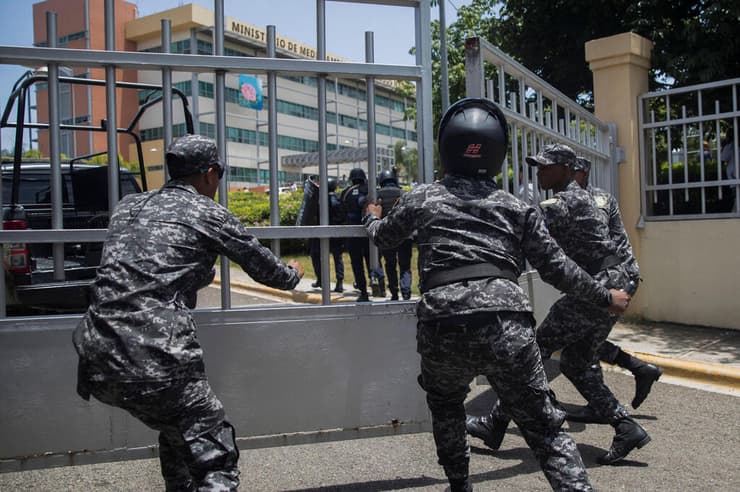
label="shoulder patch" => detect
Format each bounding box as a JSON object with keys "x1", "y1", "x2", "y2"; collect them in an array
[
  {"x1": 539, "y1": 198, "x2": 559, "y2": 206},
  {"x1": 594, "y1": 195, "x2": 609, "y2": 208}
]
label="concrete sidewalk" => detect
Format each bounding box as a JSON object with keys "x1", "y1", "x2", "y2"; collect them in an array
[{"x1": 215, "y1": 267, "x2": 740, "y2": 392}]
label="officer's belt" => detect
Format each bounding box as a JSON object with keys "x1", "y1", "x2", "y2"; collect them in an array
[
  {"x1": 422, "y1": 263, "x2": 519, "y2": 292},
  {"x1": 584, "y1": 254, "x2": 622, "y2": 275}
]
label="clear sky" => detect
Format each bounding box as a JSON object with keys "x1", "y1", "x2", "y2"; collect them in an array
[{"x1": 0, "y1": 0, "x2": 472, "y2": 151}]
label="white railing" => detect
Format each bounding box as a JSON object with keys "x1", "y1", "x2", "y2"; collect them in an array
[
  {"x1": 464, "y1": 36, "x2": 615, "y2": 203},
  {"x1": 638, "y1": 78, "x2": 740, "y2": 219}
]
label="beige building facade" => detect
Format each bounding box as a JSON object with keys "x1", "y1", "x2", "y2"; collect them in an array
[{"x1": 126, "y1": 4, "x2": 416, "y2": 190}]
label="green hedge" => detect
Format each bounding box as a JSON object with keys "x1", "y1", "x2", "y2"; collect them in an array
[
  {"x1": 227, "y1": 188, "x2": 309, "y2": 255},
  {"x1": 651, "y1": 159, "x2": 734, "y2": 215}
]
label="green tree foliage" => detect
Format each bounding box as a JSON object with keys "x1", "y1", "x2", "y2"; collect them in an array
[
  {"x1": 393, "y1": 140, "x2": 420, "y2": 184},
  {"x1": 431, "y1": 0, "x2": 740, "y2": 116},
  {"x1": 22, "y1": 148, "x2": 43, "y2": 159},
  {"x1": 226, "y1": 188, "x2": 312, "y2": 254}
]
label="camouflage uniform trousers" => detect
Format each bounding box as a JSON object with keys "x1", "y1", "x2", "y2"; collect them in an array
[
  {"x1": 87, "y1": 378, "x2": 240, "y2": 491},
  {"x1": 417, "y1": 311, "x2": 593, "y2": 491},
  {"x1": 536, "y1": 294, "x2": 629, "y2": 423}
]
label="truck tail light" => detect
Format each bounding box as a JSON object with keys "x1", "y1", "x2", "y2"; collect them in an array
[{"x1": 3, "y1": 219, "x2": 31, "y2": 274}]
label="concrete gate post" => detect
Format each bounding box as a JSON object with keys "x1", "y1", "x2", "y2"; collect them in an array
[{"x1": 585, "y1": 32, "x2": 653, "y2": 315}]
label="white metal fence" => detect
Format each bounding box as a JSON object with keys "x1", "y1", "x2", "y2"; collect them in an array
[
  {"x1": 464, "y1": 36, "x2": 616, "y2": 203},
  {"x1": 638, "y1": 78, "x2": 740, "y2": 219}
]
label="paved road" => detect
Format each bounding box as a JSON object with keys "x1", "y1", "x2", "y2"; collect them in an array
[{"x1": 1, "y1": 372, "x2": 737, "y2": 491}]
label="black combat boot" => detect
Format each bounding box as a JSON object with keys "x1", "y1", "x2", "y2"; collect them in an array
[
  {"x1": 614, "y1": 350, "x2": 663, "y2": 409},
  {"x1": 372, "y1": 278, "x2": 386, "y2": 297},
  {"x1": 631, "y1": 363, "x2": 663, "y2": 409},
  {"x1": 311, "y1": 281, "x2": 321, "y2": 288},
  {"x1": 446, "y1": 477, "x2": 473, "y2": 492},
  {"x1": 565, "y1": 403, "x2": 610, "y2": 424},
  {"x1": 370, "y1": 277, "x2": 380, "y2": 297},
  {"x1": 465, "y1": 414, "x2": 510, "y2": 451},
  {"x1": 390, "y1": 289, "x2": 399, "y2": 301},
  {"x1": 598, "y1": 416, "x2": 651, "y2": 465},
  {"x1": 333, "y1": 281, "x2": 344, "y2": 293},
  {"x1": 356, "y1": 291, "x2": 370, "y2": 302}
]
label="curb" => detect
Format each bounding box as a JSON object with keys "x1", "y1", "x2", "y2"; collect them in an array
[
  {"x1": 212, "y1": 279, "x2": 355, "y2": 304},
  {"x1": 624, "y1": 350, "x2": 740, "y2": 390}
]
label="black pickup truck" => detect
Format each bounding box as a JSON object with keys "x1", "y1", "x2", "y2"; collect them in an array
[{"x1": 1, "y1": 72, "x2": 193, "y2": 314}]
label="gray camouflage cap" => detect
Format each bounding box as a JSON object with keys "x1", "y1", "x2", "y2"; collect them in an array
[
  {"x1": 166, "y1": 134, "x2": 225, "y2": 178},
  {"x1": 525, "y1": 143, "x2": 576, "y2": 168},
  {"x1": 573, "y1": 157, "x2": 592, "y2": 172}
]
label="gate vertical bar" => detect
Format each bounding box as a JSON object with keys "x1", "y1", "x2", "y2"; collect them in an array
[
  {"x1": 438, "y1": 0, "x2": 449, "y2": 112},
  {"x1": 317, "y1": 0, "x2": 331, "y2": 304},
  {"x1": 415, "y1": 0, "x2": 433, "y2": 183},
  {"x1": 190, "y1": 28, "x2": 200, "y2": 137},
  {"x1": 464, "y1": 37, "x2": 483, "y2": 99},
  {"x1": 365, "y1": 31, "x2": 381, "y2": 285},
  {"x1": 161, "y1": 19, "x2": 173, "y2": 181},
  {"x1": 266, "y1": 26, "x2": 280, "y2": 256},
  {"x1": 104, "y1": 0, "x2": 119, "y2": 210},
  {"x1": 214, "y1": 0, "x2": 230, "y2": 308},
  {"x1": 47, "y1": 12, "x2": 65, "y2": 281}
]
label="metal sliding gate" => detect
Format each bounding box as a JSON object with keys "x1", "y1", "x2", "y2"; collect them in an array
[
  {"x1": 0, "y1": 0, "x2": 433, "y2": 471},
  {"x1": 464, "y1": 36, "x2": 618, "y2": 323}
]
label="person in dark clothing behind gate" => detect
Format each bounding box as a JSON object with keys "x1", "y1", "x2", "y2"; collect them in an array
[
  {"x1": 376, "y1": 168, "x2": 413, "y2": 300},
  {"x1": 309, "y1": 176, "x2": 346, "y2": 292},
  {"x1": 341, "y1": 167, "x2": 385, "y2": 301},
  {"x1": 467, "y1": 144, "x2": 651, "y2": 467},
  {"x1": 73, "y1": 134, "x2": 304, "y2": 491},
  {"x1": 568, "y1": 157, "x2": 662, "y2": 417},
  {"x1": 363, "y1": 98, "x2": 630, "y2": 492}
]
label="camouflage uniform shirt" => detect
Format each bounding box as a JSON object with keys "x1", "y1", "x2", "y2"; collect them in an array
[
  {"x1": 589, "y1": 185, "x2": 640, "y2": 281},
  {"x1": 363, "y1": 175, "x2": 611, "y2": 321},
  {"x1": 74, "y1": 180, "x2": 300, "y2": 383},
  {"x1": 538, "y1": 180, "x2": 620, "y2": 272}
]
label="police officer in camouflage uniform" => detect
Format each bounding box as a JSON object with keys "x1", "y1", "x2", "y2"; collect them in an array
[
  {"x1": 363, "y1": 99, "x2": 630, "y2": 492},
  {"x1": 467, "y1": 144, "x2": 651, "y2": 467},
  {"x1": 73, "y1": 134, "x2": 304, "y2": 491},
  {"x1": 376, "y1": 168, "x2": 413, "y2": 300},
  {"x1": 568, "y1": 157, "x2": 662, "y2": 416}
]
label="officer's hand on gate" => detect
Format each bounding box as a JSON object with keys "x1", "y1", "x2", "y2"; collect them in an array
[
  {"x1": 365, "y1": 203, "x2": 382, "y2": 217},
  {"x1": 607, "y1": 288, "x2": 631, "y2": 314},
  {"x1": 288, "y1": 259, "x2": 305, "y2": 279}
]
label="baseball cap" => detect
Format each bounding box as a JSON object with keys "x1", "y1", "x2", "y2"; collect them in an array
[
  {"x1": 525, "y1": 143, "x2": 576, "y2": 168},
  {"x1": 573, "y1": 157, "x2": 592, "y2": 172},
  {"x1": 166, "y1": 134, "x2": 226, "y2": 179}
]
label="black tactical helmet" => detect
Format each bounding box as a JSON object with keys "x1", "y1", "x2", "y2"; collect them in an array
[
  {"x1": 378, "y1": 169, "x2": 397, "y2": 186},
  {"x1": 348, "y1": 167, "x2": 367, "y2": 184},
  {"x1": 327, "y1": 176, "x2": 338, "y2": 192},
  {"x1": 438, "y1": 98, "x2": 508, "y2": 178}
]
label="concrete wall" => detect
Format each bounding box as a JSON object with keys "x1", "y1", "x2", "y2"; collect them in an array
[
  {"x1": 638, "y1": 220, "x2": 740, "y2": 329},
  {"x1": 586, "y1": 32, "x2": 739, "y2": 330}
]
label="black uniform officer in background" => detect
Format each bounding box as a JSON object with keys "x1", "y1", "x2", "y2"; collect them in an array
[
  {"x1": 73, "y1": 135, "x2": 304, "y2": 491},
  {"x1": 341, "y1": 167, "x2": 384, "y2": 301},
  {"x1": 327, "y1": 176, "x2": 346, "y2": 292},
  {"x1": 363, "y1": 99, "x2": 630, "y2": 492},
  {"x1": 306, "y1": 177, "x2": 346, "y2": 292},
  {"x1": 467, "y1": 144, "x2": 651, "y2": 466},
  {"x1": 376, "y1": 168, "x2": 413, "y2": 300},
  {"x1": 568, "y1": 157, "x2": 662, "y2": 416}
]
